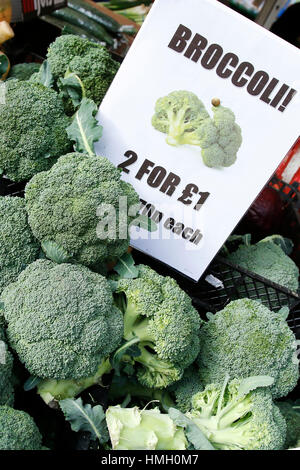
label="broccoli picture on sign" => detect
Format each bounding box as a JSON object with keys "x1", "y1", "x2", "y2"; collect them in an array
[{"x1": 95, "y1": 0, "x2": 300, "y2": 281}]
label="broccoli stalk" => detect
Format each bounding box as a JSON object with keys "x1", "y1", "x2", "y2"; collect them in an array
[{"x1": 37, "y1": 359, "x2": 112, "y2": 407}]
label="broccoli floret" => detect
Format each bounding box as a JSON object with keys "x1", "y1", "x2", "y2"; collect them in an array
[
  {"x1": 277, "y1": 402, "x2": 300, "y2": 449},
  {"x1": 114, "y1": 265, "x2": 202, "y2": 389},
  {"x1": 186, "y1": 377, "x2": 286, "y2": 450},
  {"x1": 106, "y1": 405, "x2": 187, "y2": 450},
  {"x1": 42, "y1": 35, "x2": 119, "y2": 113},
  {"x1": 1, "y1": 260, "x2": 124, "y2": 388},
  {"x1": 199, "y1": 106, "x2": 242, "y2": 167},
  {"x1": 169, "y1": 365, "x2": 203, "y2": 413},
  {"x1": 226, "y1": 235, "x2": 299, "y2": 292},
  {"x1": 0, "y1": 196, "x2": 40, "y2": 295},
  {"x1": 152, "y1": 90, "x2": 209, "y2": 146},
  {"x1": 0, "y1": 323, "x2": 14, "y2": 407},
  {"x1": 25, "y1": 153, "x2": 140, "y2": 271},
  {"x1": 8, "y1": 62, "x2": 41, "y2": 81},
  {"x1": 0, "y1": 406, "x2": 42, "y2": 450},
  {"x1": 197, "y1": 299, "x2": 299, "y2": 399},
  {"x1": 0, "y1": 80, "x2": 71, "y2": 182}
]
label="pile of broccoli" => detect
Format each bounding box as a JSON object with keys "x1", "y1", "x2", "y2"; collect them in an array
[
  {"x1": 0, "y1": 31, "x2": 299, "y2": 451},
  {"x1": 152, "y1": 90, "x2": 242, "y2": 168},
  {"x1": 8, "y1": 62, "x2": 41, "y2": 81}
]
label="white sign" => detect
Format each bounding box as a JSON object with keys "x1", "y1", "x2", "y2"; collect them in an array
[{"x1": 95, "y1": 0, "x2": 300, "y2": 281}]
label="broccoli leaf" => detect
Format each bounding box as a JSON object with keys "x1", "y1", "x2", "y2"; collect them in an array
[
  {"x1": 237, "y1": 376, "x2": 274, "y2": 399},
  {"x1": 59, "y1": 71, "x2": 85, "y2": 108},
  {"x1": 0, "y1": 54, "x2": 9, "y2": 78},
  {"x1": 168, "y1": 408, "x2": 215, "y2": 450},
  {"x1": 36, "y1": 61, "x2": 54, "y2": 88},
  {"x1": 112, "y1": 337, "x2": 141, "y2": 376},
  {"x1": 114, "y1": 253, "x2": 139, "y2": 279},
  {"x1": 42, "y1": 241, "x2": 72, "y2": 264},
  {"x1": 60, "y1": 397, "x2": 108, "y2": 443},
  {"x1": 66, "y1": 98, "x2": 103, "y2": 156},
  {"x1": 24, "y1": 376, "x2": 42, "y2": 392}
]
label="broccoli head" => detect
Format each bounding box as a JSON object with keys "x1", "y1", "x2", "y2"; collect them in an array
[
  {"x1": 25, "y1": 153, "x2": 140, "y2": 271},
  {"x1": 0, "y1": 80, "x2": 71, "y2": 182},
  {"x1": 186, "y1": 376, "x2": 286, "y2": 450},
  {"x1": 277, "y1": 401, "x2": 300, "y2": 449},
  {"x1": 106, "y1": 405, "x2": 187, "y2": 450},
  {"x1": 152, "y1": 90, "x2": 209, "y2": 146},
  {"x1": 169, "y1": 365, "x2": 203, "y2": 413},
  {"x1": 0, "y1": 406, "x2": 42, "y2": 450},
  {"x1": 114, "y1": 265, "x2": 202, "y2": 389},
  {"x1": 199, "y1": 106, "x2": 242, "y2": 168},
  {"x1": 226, "y1": 235, "x2": 299, "y2": 292},
  {"x1": 1, "y1": 260, "x2": 124, "y2": 382},
  {"x1": 0, "y1": 322, "x2": 14, "y2": 407},
  {"x1": 197, "y1": 299, "x2": 299, "y2": 399},
  {"x1": 44, "y1": 35, "x2": 119, "y2": 113},
  {"x1": 8, "y1": 62, "x2": 41, "y2": 81},
  {"x1": 0, "y1": 196, "x2": 40, "y2": 295}
]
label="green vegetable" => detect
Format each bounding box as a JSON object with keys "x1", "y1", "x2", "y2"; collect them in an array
[
  {"x1": 60, "y1": 397, "x2": 108, "y2": 444},
  {"x1": 0, "y1": 406, "x2": 42, "y2": 450},
  {"x1": 25, "y1": 153, "x2": 139, "y2": 271},
  {"x1": 1, "y1": 260, "x2": 124, "y2": 397},
  {"x1": 184, "y1": 375, "x2": 286, "y2": 450},
  {"x1": 197, "y1": 299, "x2": 299, "y2": 399},
  {"x1": 106, "y1": 405, "x2": 188, "y2": 450},
  {"x1": 52, "y1": 8, "x2": 115, "y2": 46},
  {"x1": 8, "y1": 62, "x2": 40, "y2": 81},
  {"x1": 45, "y1": 34, "x2": 119, "y2": 114},
  {"x1": 68, "y1": 0, "x2": 121, "y2": 33},
  {"x1": 226, "y1": 235, "x2": 299, "y2": 292},
  {"x1": 0, "y1": 79, "x2": 71, "y2": 182},
  {"x1": 0, "y1": 196, "x2": 40, "y2": 295},
  {"x1": 169, "y1": 365, "x2": 203, "y2": 413},
  {"x1": 66, "y1": 98, "x2": 103, "y2": 155},
  {"x1": 277, "y1": 401, "x2": 300, "y2": 449},
  {"x1": 152, "y1": 91, "x2": 242, "y2": 168},
  {"x1": 113, "y1": 264, "x2": 202, "y2": 389},
  {"x1": 0, "y1": 321, "x2": 14, "y2": 407}
]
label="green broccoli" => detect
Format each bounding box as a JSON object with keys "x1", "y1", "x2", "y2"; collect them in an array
[
  {"x1": 37, "y1": 35, "x2": 119, "y2": 113},
  {"x1": 1, "y1": 260, "x2": 124, "y2": 404},
  {"x1": 226, "y1": 235, "x2": 299, "y2": 292},
  {"x1": 106, "y1": 405, "x2": 188, "y2": 450},
  {"x1": 0, "y1": 79, "x2": 71, "y2": 182},
  {"x1": 114, "y1": 265, "x2": 202, "y2": 389},
  {"x1": 169, "y1": 365, "x2": 203, "y2": 413},
  {"x1": 277, "y1": 401, "x2": 300, "y2": 449},
  {"x1": 8, "y1": 62, "x2": 41, "y2": 81},
  {"x1": 0, "y1": 196, "x2": 40, "y2": 295},
  {"x1": 0, "y1": 406, "x2": 42, "y2": 450},
  {"x1": 152, "y1": 90, "x2": 209, "y2": 146},
  {"x1": 25, "y1": 153, "x2": 140, "y2": 271},
  {"x1": 152, "y1": 91, "x2": 242, "y2": 168},
  {"x1": 199, "y1": 106, "x2": 242, "y2": 168},
  {"x1": 185, "y1": 376, "x2": 286, "y2": 450},
  {"x1": 197, "y1": 299, "x2": 299, "y2": 399},
  {"x1": 0, "y1": 321, "x2": 14, "y2": 407}
]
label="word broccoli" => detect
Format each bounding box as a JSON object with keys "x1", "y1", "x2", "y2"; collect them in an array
[
  {"x1": 0, "y1": 196, "x2": 40, "y2": 295},
  {"x1": 197, "y1": 299, "x2": 299, "y2": 399},
  {"x1": 25, "y1": 153, "x2": 140, "y2": 271},
  {"x1": 152, "y1": 90, "x2": 242, "y2": 168},
  {"x1": 113, "y1": 264, "x2": 202, "y2": 389},
  {"x1": 1, "y1": 260, "x2": 124, "y2": 405},
  {"x1": 0, "y1": 80, "x2": 71, "y2": 182}
]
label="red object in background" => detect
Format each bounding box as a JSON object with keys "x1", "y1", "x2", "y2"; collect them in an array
[{"x1": 276, "y1": 137, "x2": 300, "y2": 189}]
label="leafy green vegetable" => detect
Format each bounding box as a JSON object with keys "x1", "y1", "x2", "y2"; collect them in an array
[
  {"x1": 66, "y1": 98, "x2": 103, "y2": 155},
  {"x1": 114, "y1": 253, "x2": 139, "y2": 279}
]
